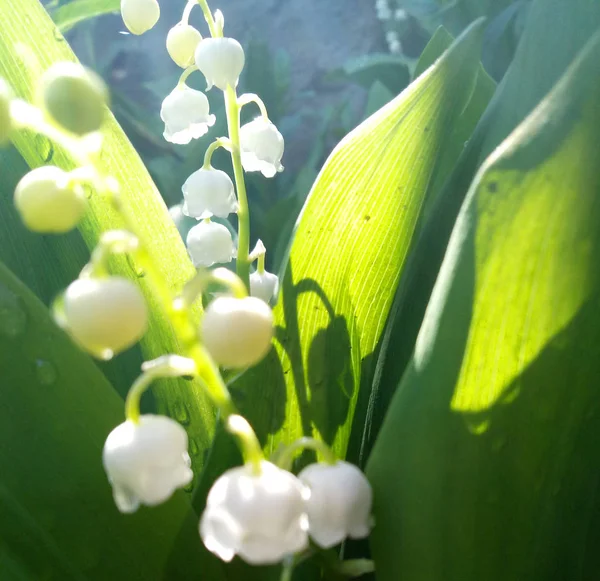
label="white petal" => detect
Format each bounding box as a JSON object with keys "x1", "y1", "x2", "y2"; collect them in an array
[
  {"x1": 186, "y1": 220, "x2": 235, "y2": 267},
  {"x1": 239, "y1": 117, "x2": 284, "y2": 178},
  {"x1": 249, "y1": 270, "x2": 279, "y2": 303},
  {"x1": 194, "y1": 38, "x2": 245, "y2": 91},
  {"x1": 160, "y1": 86, "x2": 215, "y2": 145},
  {"x1": 182, "y1": 168, "x2": 238, "y2": 219}
]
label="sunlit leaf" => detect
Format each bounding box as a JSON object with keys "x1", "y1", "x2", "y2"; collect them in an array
[
  {"x1": 368, "y1": 30, "x2": 600, "y2": 581},
  {"x1": 51, "y1": 0, "x2": 120, "y2": 33}
]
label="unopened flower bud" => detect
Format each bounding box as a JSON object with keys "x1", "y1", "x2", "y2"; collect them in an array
[
  {"x1": 182, "y1": 167, "x2": 237, "y2": 219},
  {"x1": 63, "y1": 276, "x2": 148, "y2": 358},
  {"x1": 194, "y1": 37, "x2": 245, "y2": 91},
  {"x1": 250, "y1": 270, "x2": 279, "y2": 304},
  {"x1": 298, "y1": 461, "x2": 373, "y2": 548},
  {"x1": 186, "y1": 220, "x2": 235, "y2": 267},
  {"x1": 201, "y1": 296, "x2": 273, "y2": 368},
  {"x1": 103, "y1": 415, "x2": 192, "y2": 513},
  {"x1": 14, "y1": 166, "x2": 86, "y2": 233},
  {"x1": 200, "y1": 461, "x2": 309, "y2": 564},
  {"x1": 40, "y1": 62, "x2": 108, "y2": 136},
  {"x1": 161, "y1": 85, "x2": 215, "y2": 145},
  {"x1": 0, "y1": 79, "x2": 12, "y2": 145},
  {"x1": 240, "y1": 117, "x2": 284, "y2": 178},
  {"x1": 121, "y1": 0, "x2": 160, "y2": 35},
  {"x1": 167, "y1": 23, "x2": 202, "y2": 68}
]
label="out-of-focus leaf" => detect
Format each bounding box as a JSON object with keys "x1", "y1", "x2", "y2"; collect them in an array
[
  {"x1": 192, "y1": 20, "x2": 487, "y2": 579},
  {"x1": 51, "y1": 0, "x2": 120, "y2": 33},
  {"x1": 363, "y1": 80, "x2": 395, "y2": 118},
  {"x1": 0, "y1": 259, "x2": 209, "y2": 581},
  {"x1": 335, "y1": 53, "x2": 411, "y2": 95},
  {"x1": 0, "y1": 0, "x2": 216, "y2": 473},
  {"x1": 361, "y1": 0, "x2": 600, "y2": 454},
  {"x1": 368, "y1": 31, "x2": 600, "y2": 581}
]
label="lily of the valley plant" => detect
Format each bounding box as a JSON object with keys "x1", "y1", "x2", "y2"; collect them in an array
[{"x1": 0, "y1": 0, "x2": 373, "y2": 576}]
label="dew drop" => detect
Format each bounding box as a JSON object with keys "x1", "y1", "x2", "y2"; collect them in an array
[
  {"x1": 35, "y1": 359, "x2": 58, "y2": 386},
  {"x1": 53, "y1": 27, "x2": 65, "y2": 42},
  {"x1": 0, "y1": 286, "x2": 28, "y2": 338},
  {"x1": 183, "y1": 479, "x2": 195, "y2": 494},
  {"x1": 82, "y1": 184, "x2": 94, "y2": 200},
  {"x1": 173, "y1": 402, "x2": 191, "y2": 425},
  {"x1": 35, "y1": 134, "x2": 54, "y2": 163}
]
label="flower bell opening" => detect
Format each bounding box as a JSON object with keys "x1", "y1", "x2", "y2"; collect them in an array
[
  {"x1": 161, "y1": 85, "x2": 216, "y2": 145},
  {"x1": 182, "y1": 167, "x2": 238, "y2": 219},
  {"x1": 240, "y1": 117, "x2": 285, "y2": 178}
]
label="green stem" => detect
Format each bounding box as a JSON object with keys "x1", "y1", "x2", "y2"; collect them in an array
[
  {"x1": 196, "y1": 0, "x2": 218, "y2": 37},
  {"x1": 181, "y1": 0, "x2": 195, "y2": 24},
  {"x1": 226, "y1": 415, "x2": 263, "y2": 473},
  {"x1": 237, "y1": 93, "x2": 269, "y2": 119},
  {"x1": 257, "y1": 252, "x2": 266, "y2": 274},
  {"x1": 203, "y1": 137, "x2": 232, "y2": 169},
  {"x1": 275, "y1": 437, "x2": 338, "y2": 471},
  {"x1": 280, "y1": 556, "x2": 295, "y2": 581},
  {"x1": 224, "y1": 85, "x2": 251, "y2": 289},
  {"x1": 178, "y1": 65, "x2": 198, "y2": 87}
]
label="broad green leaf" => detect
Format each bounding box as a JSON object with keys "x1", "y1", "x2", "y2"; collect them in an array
[
  {"x1": 0, "y1": 0, "x2": 216, "y2": 471},
  {"x1": 192, "y1": 22, "x2": 487, "y2": 577},
  {"x1": 51, "y1": 0, "x2": 120, "y2": 33},
  {"x1": 361, "y1": 0, "x2": 600, "y2": 452},
  {"x1": 367, "y1": 30, "x2": 600, "y2": 581},
  {"x1": 0, "y1": 259, "x2": 208, "y2": 581}
]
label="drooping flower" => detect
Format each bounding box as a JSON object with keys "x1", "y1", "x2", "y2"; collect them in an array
[
  {"x1": 62, "y1": 276, "x2": 148, "y2": 359},
  {"x1": 161, "y1": 85, "x2": 215, "y2": 145},
  {"x1": 40, "y1": 62, "x2": 108, "y2": 136},
  {"x1": 200, "y1": 461, "x2": 309, "y2": 564},
  {"x1": 103, "y1": 415, "x2": 193, "y2": 513},
  {"x1": 202, "y1": 296, "x2": 274, "y2": 368},
  {"x1": 186, "y1": 219, "x2": 235, "y2": 267},
  {"x1": 298, "y1": 461, "x2": 373, "y2": 548},
  {"x1": 194, "y1": 37, "x2": 245, "y2": 91},
  {"x1": 239, "y1": 117, "x2": 284, "y2": 178},
  {"x1": 14, "y1": 166, "x2": 86, "y2": 233},
  {"x1": 182, "y1": 167, "x2": 238, "y2": 219},
  {"x1": 166, "y1": 23, "x2": 202, "y2": 68},
  {"x1": 249, "y1": 269, "x2": 279, "y2": 304},
  {"x1": 120, "y1": 0, "x2": 160, "y2": 35}
]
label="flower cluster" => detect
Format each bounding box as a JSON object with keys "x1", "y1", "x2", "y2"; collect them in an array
[{"x1": 0, "y1": 0, "x2": 375, "y2": 574}]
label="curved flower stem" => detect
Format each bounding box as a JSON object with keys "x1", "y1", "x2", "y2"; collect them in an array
[
  {"x1": 275, "y1": 437, "x2": 338, "y2": 471},
  {"x1": 224, "y1": 84, "x2": 251, "y2": 290},
  {"x1": 257, "y1": 252, "x2": 266, "y2": 274},
  {"x1": 203, "y1": 137, "x2": 232, "y2": 169},
  {"x1": 181, "y1": 266, "x2": 248, "y2": 307},
  {"x1": 125, "y1": 355, "x2": 198, "y2": 423},
  {"x1": 86, "y1": 230, "x2": 139, "y2": 277},
  {"x1": 280, "y1": 556, "x2": 296, "y2": 581},
  {"x1": 178, "y1": 65, "x2": 198, "y2": 87},
  {"x1": 196, "y1": 0, "x2": 218, "y2": 37},
  {"x1": 237, "y1": 93, "x2": 270, "y2": 120},
  {"x1": 181, "y1": 0, "x2": 196, "y2": 25},
  {"x1": 226, "y1": 415, "x2": 264, "y2": 474}
]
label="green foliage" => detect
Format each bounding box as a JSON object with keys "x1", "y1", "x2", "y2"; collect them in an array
[
  {"x1": 51, "y1": 0, "x2": 120, "y2": 33},
  {"x1": 368, "y1": 29, "x2": 600, "y2": 581}
]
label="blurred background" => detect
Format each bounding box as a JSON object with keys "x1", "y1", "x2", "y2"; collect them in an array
[{"x1": 44, "y1": 0, "x2": 530, "y2": 271}]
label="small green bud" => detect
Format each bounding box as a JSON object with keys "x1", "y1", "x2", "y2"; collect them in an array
[
  {"x1": 14, "y1": 166, "x2": 86, "y2": 233},
  {"x1": 0, "y1": 78, "x2": 13, "y2": 145},
  {"x1": 121, "y1": 0, "x2": 160, "y2": 35},
  {"x1": 40, "y1": 62, "x2": 108, "y2": 136},
  {"x1": 167, "y1": 24, "x2": 202, "y2": 68}
]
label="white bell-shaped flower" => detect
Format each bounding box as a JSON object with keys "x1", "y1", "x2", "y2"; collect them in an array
[
  {"x1": 161, "y1": 85, "x2": 215, "y2": 145},
  {"x1": 14, "y1": 166, "x2": 86, "y2": 233},
  {"x1": 200, "y1": 461, "x2": 309, "y2": 564},
  {"x1": 186, "y1": 219, "x2": 235, "y2": 267},
  {"x1": 63, "y1": 276, "x2": 148, "y2": 359},
  {"x1": 194, "y1": 37, "x2": 245, "y2": 91},
  {"x1": 250, "y1": 270, "x2": 279, "y2": 304},
  {"x1": 121, "y1": 0, "x2": 160, "y2": 35},
  {"x1": 202, "y1": 296, "x2": 273, "y2": 368},
  {"x1": 166, "y1": 23, "x2": 202, "y2": 68},
  {"x1": 239, "y1": 117, "x2": 284, "y2": 178},
  {"x1": 298, "y1": 461, "x2": 373, "y2": 548},
  {"x1": 103, "y1": 415, "x2": 193, "y2": 513},
  {"x1": 182, "y1": 167, "x2": 238, "y2": 219}
]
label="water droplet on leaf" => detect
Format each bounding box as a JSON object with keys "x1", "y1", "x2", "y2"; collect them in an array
[
  {"x1": 0, "y1": 286, "x2": 27, "y2": 338},
  {"x1": 172, "y1": 402, "x2": 190, "y2": 425},
  {"x1": 35, "y1": 134, "x2": 54, "y2": 163},
  {"x1": 35, "y1": 359, "x2": 58, "y2": 386}
]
